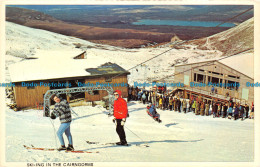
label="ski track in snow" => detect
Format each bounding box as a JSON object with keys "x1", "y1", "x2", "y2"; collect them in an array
[{"x1": 5, "y1": 101, "x2": 254, "y2": 162}]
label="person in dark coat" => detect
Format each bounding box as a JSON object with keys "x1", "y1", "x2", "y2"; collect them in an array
[
  {"x1": 165, "y1": 95, "x2": 169, "y2": 110},
  {"x1": 145, "y1": 91, "x2": 149, "y2": 103},
  {"x1": 177, "y1": 98, "x2": 181, "y2": 113},
  {"x1": 200, "y1": 100, "x2": 205, "y2": 116},
  {"x1": 222, "y1": 103, "x2": 228, "y2": 118},
  {"x1": 249, "y1": 103, "x2": 254, "y2": 119},
  {"x1": 169, "y1": 97, "x2": 173, "y2": 111},
  {"x1": 141, "y1": 91, "x2": 146, "y2": 104},
  {"x1": 245, "y1": 104, "x2": 249, "y2": 118},
  {"x1": 205, "y1": 101, "x2": 210, "y2": 116},
  {"x1": 234, "y1": 105, "x2": 239, "y2": 120},
  {"x1": 239, "y1": 104, "x2": 245, "y2": 120},
  {"x1": 182, "y1": 99, "x2": 187, "y2": 113}
]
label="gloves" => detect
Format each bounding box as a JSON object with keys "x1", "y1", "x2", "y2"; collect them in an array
[
  {"x1": 50, "y1": 112, "x2": 56, "y2": 119},
  {"x1": 121, "y1": 118, "x2": 126, "y2": 126}
]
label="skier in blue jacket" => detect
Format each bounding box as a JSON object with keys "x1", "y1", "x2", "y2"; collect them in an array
[{"x1": 147, "y1": 103, "x2": 162, "y2": 123}]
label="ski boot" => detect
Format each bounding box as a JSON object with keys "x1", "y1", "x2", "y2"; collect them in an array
[
  {"x1": 57, "y1": 145, "x2": 66, "y2": 151},
  {"x1": 116, "y1": 140, "x2": 128, "y2": 146},
  {"x1": 66, "y1": 144, "x2": 74, "y2": 151}
]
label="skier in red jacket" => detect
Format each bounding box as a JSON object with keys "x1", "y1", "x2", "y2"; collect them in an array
[{"x1": 113, "y1": 90, "x2": 128, "y2": 146}]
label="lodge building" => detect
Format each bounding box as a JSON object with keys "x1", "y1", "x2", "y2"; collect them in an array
[
  {"x1": 8, "y1": 50, "x2": 130, "y2": 109},
  {"x1": 174, "y1": 52, "x2": 254, "y2": 105}
]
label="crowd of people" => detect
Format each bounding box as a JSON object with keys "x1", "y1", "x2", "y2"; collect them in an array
[{"x1": 128, "y1": 86, "x2": 254, "y2": 121}]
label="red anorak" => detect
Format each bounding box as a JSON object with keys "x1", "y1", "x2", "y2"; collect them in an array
[{"x1": 114, "y1": 90, "x2": 128, "y2": 119}]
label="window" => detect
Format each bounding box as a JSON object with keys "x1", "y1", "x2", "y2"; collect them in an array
[
  {"x1": 105, "y1": 77, "x2": 112, "y2": 82},
  {"x1": 197, "y1": 74, "x2": 204, "y2": 83},
  {"x1": 226, "y1": 80, "x2": 239, "y2": 91},
  {"x1": 211, "y1": 77, "x2": 219, "y2": 84},
  {"x1": 93, "y1": 90, "x2": 99, "y2": 95}
]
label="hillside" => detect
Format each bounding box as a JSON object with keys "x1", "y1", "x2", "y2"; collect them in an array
[
  {"x1": 5, "y1": 21, "x2": 223, "y2": 84},
  {"x1": 5, "y1": 7, "x2": 230, "y2": 48},
  {"x1": 5, "y1": 7, "x2": 174, "y2": 48},
  {"x1": 187, "y1": 17, "x2": 254, "y2": 56}
]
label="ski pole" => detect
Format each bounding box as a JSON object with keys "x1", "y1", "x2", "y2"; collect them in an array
[{"x1": 124, "y1": 125, "x2": 149, "y2": 147}]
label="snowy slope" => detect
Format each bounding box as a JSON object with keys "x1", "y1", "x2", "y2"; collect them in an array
[
  {"x1": 5, "y1": 101, "x2": 254, "y2": 162},
  {"x1": 5, "y1": 21, "x2": 223, "y2": 84},
  {"x1": 189, "y1": 17, "x2": 254, "y2": 56},
  {"x1": 3, "y1": 18, "x2": 255, "y2": 164}
]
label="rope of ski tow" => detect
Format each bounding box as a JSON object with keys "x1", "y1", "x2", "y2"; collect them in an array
[
  {"x1": 124, "y1": 125, "x2": 149, "y2": 147},
  {"x1": 94, "y1": 105, "x2": 149, "y2": 147}
]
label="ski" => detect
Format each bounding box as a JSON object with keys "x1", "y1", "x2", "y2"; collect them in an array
[
  {"x1": 65, "y1": 150, "x2": 99, "y2": 153},
  {"x1": 24, "y1": 145, "x2": 99, "y2": 153},
  {"x1": 86, "y1": 141, "x2": 149, "y2": 147},
  {"x1": 24, "y1": 145, "x2": 56, "y2": 151}
]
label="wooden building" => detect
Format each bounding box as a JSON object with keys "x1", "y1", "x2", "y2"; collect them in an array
[
  {"x1": 9, "y1": 50, "x2": 130, "y2": 108},
  {"x1": 174, "y1": 52, "x2": 254, "y2": 105}
]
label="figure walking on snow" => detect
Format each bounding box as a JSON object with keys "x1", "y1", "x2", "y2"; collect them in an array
[
  {"x1": 50, "y1": 94, "x2": 74, "y2": 151},
  {"x1": 113, "y1": 90, "x2": 128, "y2": 146}
]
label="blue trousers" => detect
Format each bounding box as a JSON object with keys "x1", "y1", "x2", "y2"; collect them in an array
[{"x1": 57, "y1": 122, "x2": 73, "y2": 146}]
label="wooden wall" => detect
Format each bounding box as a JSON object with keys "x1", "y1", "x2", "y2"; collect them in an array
[
  {"x1": 14, "y1": 82, "x2": 50, "y2": 108},
  {"x1": 13, "y1": 74, "x2": 129, "y2": 109},
  {"x1": 174, "y1": 61, "x2": 254, "y2": 105},
  {"x1": 84, "y1": 75, "x2": 128, "y2": 102}
]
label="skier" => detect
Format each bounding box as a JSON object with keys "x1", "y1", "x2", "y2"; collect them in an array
[
  {"x1": 50, "y1": 94, "x2": 74, "y2": 151},
  {"x1": 113, "y1": 90, "x2": 128, "y2": 146},
  {"x1": 146, "y1": 103, "x2": 162, "y2": 123}
]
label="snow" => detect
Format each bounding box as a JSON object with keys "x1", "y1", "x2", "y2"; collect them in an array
[
  {"x1": 5, "y1": 101, "x2": 254, "y2": 162},
  {"x1": 219, "y1": 52, "x2": 254, "y2": 79},
  {"x1": 3, "y1": 21, "x2": 256, "y2": 165},
  {"x1": 8, "y1": 50, "x2": 108, "y2": 82},
  {"x1": 5, "y1": 21, "x2": 223, "y2": 84}
]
